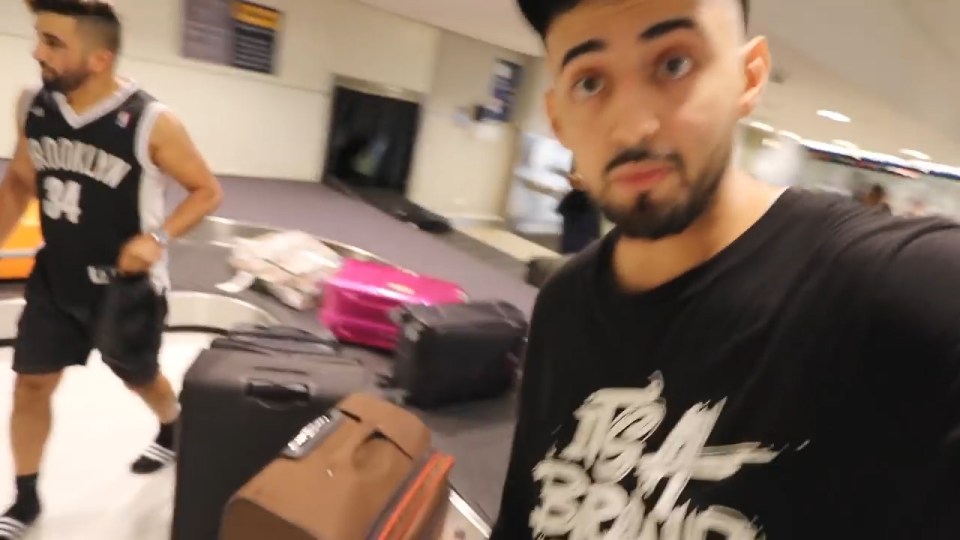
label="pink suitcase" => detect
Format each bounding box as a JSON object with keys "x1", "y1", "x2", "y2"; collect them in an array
[{"x1": 320, "y1": 259, "x2": 467, "y2": 350}]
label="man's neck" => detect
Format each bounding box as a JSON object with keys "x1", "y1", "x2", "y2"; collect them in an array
[
  {"x1": 63, "y1": 75, "x2": 121, "y2": 115},
  {"x1": 613, "y1": 170, "x2": 784, "y2": 293}
]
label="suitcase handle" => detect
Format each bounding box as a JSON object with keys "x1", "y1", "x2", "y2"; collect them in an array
[{"x1": 245, "y1": 379, "x2": 311, "y2": 408}]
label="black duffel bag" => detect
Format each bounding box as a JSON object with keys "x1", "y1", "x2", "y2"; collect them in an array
[{"x1": 391, "y1": 300, "x2": 528, "y2": 408}]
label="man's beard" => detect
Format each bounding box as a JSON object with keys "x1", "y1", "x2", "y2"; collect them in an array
[
  {"x1": 599, "y1": 142, "x2": 731, "y2": 240},
  {"x1": 41, "y1": 66, "x2": 90, "y2": 94}
]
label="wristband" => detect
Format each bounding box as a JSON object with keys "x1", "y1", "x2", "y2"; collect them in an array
[{"x1": 149, "y1": 228, "x2": 170, "y2": 247}]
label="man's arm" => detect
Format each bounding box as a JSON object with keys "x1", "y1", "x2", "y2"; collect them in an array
[
  {"x1": 867, "y1": 220, "x2": 960, "y2": 538},
  {"x1": 0, "y1": 90, "x2": 38, "y2": 246},
  {"x1": 149, "y1": 109, "x2": 222, "y2": 238}
]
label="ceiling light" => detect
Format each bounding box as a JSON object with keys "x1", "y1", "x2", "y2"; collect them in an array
[
  {"x1": 817, "y1": 110, "x2": 851, "y2": 123},
  {"x1": 900, "y1": 148, "x2": 931, "y2": 160},
  {"x1": 832, "y1": 139, "x2": 858, "y2": 148},
  {"x1": 779, "y1": 130, "x2": 802, "y2": 141},
  {"x1": 749, "y1": 121, "x2": 775, "y2": 132},
  {"x1": 761, "y1": 138, "x2": 781, "y2": 149}
]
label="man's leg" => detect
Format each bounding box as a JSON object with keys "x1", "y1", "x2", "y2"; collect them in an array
[
  {"x1": 0, "y1": 373, "x2": 62, "y2": 539},
  {"x1": 100, "y1": 292, "x2": 179, "y2": 474},
  {"x1": 129, "y1": 372, "x2": 179, "y2": 424},
  {"x1": 125, "y1": 372, "x2": 180, "y2": 474},
  {"x1": 3, "y1": 279, "x2": 91, "y2": 540}
]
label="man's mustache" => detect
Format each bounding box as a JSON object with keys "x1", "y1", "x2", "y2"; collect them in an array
[{"x1": 604, "y1": 147, "x2": 683, "y2": 175}]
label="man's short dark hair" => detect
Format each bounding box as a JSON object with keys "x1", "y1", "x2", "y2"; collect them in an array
[
  {"x1": 30, "y1": 0, "x2": 122, "y2": 53},
  {"x1": 517, "y1": 0, "x2": 750, "y2": 39}
]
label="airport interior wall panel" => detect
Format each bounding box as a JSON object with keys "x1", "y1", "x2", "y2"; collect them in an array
[
  {"x1": 407, "y1": 114, "x2": 518, "y2": 219},
  {"x1": 0, "y1": 34, "x2": 35, "y2": 154},
  {"x1": 322, "y1": 0, "x2": 441, "y2": 94},
  {"x1": 406, "y1": 32, "x2": 528, "y2": 219}
]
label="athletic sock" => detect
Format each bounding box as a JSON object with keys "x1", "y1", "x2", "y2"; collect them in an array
[
  {"x1": 131, "y1": 420, "x2": 177, "y2": 474},
  {"x1": 0, "y1": 474, "x2": 41, "y2": 540}
]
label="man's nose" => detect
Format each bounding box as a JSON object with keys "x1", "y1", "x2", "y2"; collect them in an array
[{"x1": 605, "y1": 82, "x2": 661, "y2": 148}]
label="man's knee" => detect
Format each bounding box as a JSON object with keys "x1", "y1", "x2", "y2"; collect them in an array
[{"x1": 13, "y1": 372, "x2": 62, "y2": 408}]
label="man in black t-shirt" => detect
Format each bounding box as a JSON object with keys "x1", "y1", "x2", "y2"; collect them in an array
[{"x1": 493, "y1": 0, "x2": 960, "y2": 538}]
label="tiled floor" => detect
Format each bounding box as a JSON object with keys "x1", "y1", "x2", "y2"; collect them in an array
[{"x1": 0, "y1": 333, "x2": 214, "y2": 540}]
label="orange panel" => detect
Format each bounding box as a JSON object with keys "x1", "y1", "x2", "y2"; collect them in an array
[{"x1": 0, "y1": 200, "x2": 43, "y2": 280}]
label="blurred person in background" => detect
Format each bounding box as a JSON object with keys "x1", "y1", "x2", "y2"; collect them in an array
[
  {"x1": 862, "y1": 182, "x2": 891, "y2": 212},
  {"x1": 556, "y1": 165, "x2": 602, "y2": 253}
]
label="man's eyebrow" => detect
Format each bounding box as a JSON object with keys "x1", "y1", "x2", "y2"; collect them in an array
[
  {"x1": 561, "y1": 39, "x2": 606, "y2": 69},
  {"x1": 37, "y1": 30, "x2": 65, "y2": 45},
  {"x1": 558, "y1": 17, "x2": 699, "y2": 70},
  {"x1": 640, "y1": 17, "x2": 698, "y2": 41}
]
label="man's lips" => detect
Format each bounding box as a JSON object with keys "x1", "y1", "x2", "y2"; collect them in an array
[{"x1": 609, "y1": 162, "x2": 674, "y2": 189}]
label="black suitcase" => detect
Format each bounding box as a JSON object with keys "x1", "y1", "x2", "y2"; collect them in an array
[
  {"x1": 392, "y1": 301, "x2": 528, "y2": 408},
  {"x1": 210, "y1": 324, "x2": 339, "y2": 355},
  {"x1": 171, "y1": 341, "x2": 377, "y2": 540}
]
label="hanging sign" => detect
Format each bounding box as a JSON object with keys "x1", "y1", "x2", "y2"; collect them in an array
[
  {"x1": 182, "y1": 0, "x2": 282, "y2": 75},
  {"x1": 182, "y1": 0, "x2": 233, "y2": 66},
  {"x1": 484, "y1": 59, "x2": 523, "y2": 123},
  {"x1": 230, "y1": 1, "x2": 282, "y2": 74}
]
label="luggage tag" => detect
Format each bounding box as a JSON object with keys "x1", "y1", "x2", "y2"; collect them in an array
[{"x1": 281, "y1": 409, "x2": 344, "y2": 460}]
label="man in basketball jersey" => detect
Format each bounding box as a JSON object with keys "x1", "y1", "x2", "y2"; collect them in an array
[{"x1": 0, "y1": 1, "x2": 223, "y2": 537}]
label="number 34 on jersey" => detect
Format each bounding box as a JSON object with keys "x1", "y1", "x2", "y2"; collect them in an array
[{"x1": 42, "y1": 176, "x2": 83, "y2": 224}]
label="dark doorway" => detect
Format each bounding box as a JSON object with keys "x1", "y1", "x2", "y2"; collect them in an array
[{"x1": 323, "y1": 84, "x2": 421, "y2": 195}]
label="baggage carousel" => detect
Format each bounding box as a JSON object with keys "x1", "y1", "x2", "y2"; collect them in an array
[{"x1": 0, "y1": 216, "x2": 514, "y2": 537}]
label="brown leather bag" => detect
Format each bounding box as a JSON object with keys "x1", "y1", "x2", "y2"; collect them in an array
[{"x1": 219, "y1": 393, "x2": 454, "y2": 540}]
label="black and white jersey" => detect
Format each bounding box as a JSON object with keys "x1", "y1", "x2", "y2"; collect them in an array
[{"x1": 23, "y1": 81, "x2": 169, "y2": 306}]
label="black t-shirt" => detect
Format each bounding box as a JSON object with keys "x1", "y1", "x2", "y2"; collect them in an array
[{"x1": 492, "y1": 188, "x2": 960, "y2": 539}]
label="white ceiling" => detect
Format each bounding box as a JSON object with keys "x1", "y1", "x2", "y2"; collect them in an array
[{"x1": 355, "y1": 0, "x2": 960, "y2": 166}]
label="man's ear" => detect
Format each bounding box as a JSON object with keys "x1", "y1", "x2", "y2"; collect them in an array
[
  {"x1": 738, "y1": 35, "x2": 771, "y2": 119},
  {"x1": 88, "y1": 48, "x2": 115, "y2": 75}
]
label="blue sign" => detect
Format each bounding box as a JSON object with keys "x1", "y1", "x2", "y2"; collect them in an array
[{"x1": 484, "y1": 59, "x2": 523, "y2": 123}]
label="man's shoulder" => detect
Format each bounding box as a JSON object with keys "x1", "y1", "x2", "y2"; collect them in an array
[
  {"x1": 787, "y1": 188, "x2": 960, "y2": 276},
  {"x1": 17, "y1": 84, "x2": 50, "y2": 128},
  {"x1": 533, "y1": 238, "x2": 603, "y2": 314},
  {"x1": 544, "y1": 239, "x2": 601, "y2": 285}
]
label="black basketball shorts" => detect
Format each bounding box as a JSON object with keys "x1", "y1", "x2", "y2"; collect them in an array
[{"x1": 12, "y1": 264, "x2": 168, "y2": 387}]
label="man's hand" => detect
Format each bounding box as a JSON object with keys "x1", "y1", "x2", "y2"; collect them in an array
[{"x1": 117, "y1": 233, "x2": 163, "y2": 275}]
